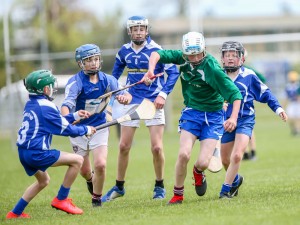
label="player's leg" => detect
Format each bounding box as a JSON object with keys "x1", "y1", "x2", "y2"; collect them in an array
[
  {"x1": 168, "y1": 130, "x2": 196, "y2": 204},
  {"x1": 70, "y1": 136, "x2": 93, "y2": 194},
  {"x1": 220, "y1": 133, "x2": 249, "y2": 198},
  {"x1": 193, "y1": 110, "x2": 223, "y2": 197},
  {"x1": 50, "y1": 151, "x2": 84, "y2": 214},
  {"x1": 149, "y1": 124, "x2": 165, "y2": 199},
  {"x1": 249, "y1": 132, "x2": 257, "y2": 160},
  {"x1": 6, "y1": 170, "x2": 50, "y2": 219},
  {"x1": 193, "y1": 138, "x2": 218, "y2": 196},
  {"x1": 102, "y1": 125, "x2": 136, "y2": 202},
  {"x1": 91, "y1": 145, "x2": 108, "y2": 207}
]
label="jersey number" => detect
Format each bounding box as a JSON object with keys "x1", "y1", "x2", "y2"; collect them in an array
[{"x1": 17, "y1": 121, "x2": 29, "y2": 144}]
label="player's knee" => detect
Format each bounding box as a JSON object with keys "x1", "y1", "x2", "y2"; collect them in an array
[
  {"x1": 75, "y1": 155, "x2": 84, "y2": 168},
  {"x1": 151, "y1": 145, "x2": 163, "y2": 155},
  {"x1": 39, "y1": 176, "x2": 50, "y2": 189},
  {"x1": 231, "y1": 152, "x2": 243, "y2": 163},
  {"x1": 119, "y1": 143, "x2": 131, "y2": 154},
  {"x1": 178, "y1": 151, "x2": 191, "y2": 163},
  {"x1": 94, "y1": 162, "x2": 106, "y2": 174}
]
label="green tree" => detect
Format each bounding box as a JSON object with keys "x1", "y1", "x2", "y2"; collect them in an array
[{"x1": 0, "y1": 0, "x2": 124, "y2": 88}]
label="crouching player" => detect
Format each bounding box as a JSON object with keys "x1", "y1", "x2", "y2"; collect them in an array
[{"x1": 6, "y1": 70, "x2": 96, "y2": 219}]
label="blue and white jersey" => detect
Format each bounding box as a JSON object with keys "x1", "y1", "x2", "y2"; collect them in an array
[
  {"x1": 17, "y1": 95, "x2": 88, "y2": 150},
  {"x1": 112, "y1": 36, "x2": 180, "y2": 104},
  {"x1": 285, "y1": 82, "x2": 300, "y2": 102},
  {"x1": 225, "y1": 66, "x2": 283, "y2": 118},
  {"x1": 62, "y1": 70, "x2": 125, "y2": 126}
]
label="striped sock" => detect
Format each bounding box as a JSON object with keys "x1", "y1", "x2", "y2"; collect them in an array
[{"x1": 173, "y1": 186, "x2": 184, "y2": 196}]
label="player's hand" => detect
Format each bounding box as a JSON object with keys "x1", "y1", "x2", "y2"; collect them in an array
[
  {"x1": 77, "y1": 110, "x2": 91, "y2": 119},
  {"x1": 116, "y1": 94, "x2": 131, "y2": 105},
  {"x1": 86, "y1": 126, "x2": 96, "y2": 136},
  {"x1": 279, "y1": 111, "x2": 288, "y2": 122},
  {"x1": 154, "y1": 96, "x2": 165, "y2": 109},
  {"x1": 141, "y1": 71, "x2": 154, "y2": 85},
  {"x1": 223, "y1": 118, "x2": 237, "y2": 133}
]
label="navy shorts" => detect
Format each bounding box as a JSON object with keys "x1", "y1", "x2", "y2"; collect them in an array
[
  {"x1": 178, "y1": 108, "x2": 224, "y2": 141},
  {"x1": 18, "y1": 149, "x2": 60, "y2": 176},
  {"x1": 221, "y1": 116, "x2": 255, "y2": 144}
]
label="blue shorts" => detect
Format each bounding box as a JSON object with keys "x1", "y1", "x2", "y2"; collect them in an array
[
  {"x1": 18, "y1": 149, "x2": 60, "y2": 176},
  {"x1": 221, "y1": 116, "x2": 255, "y2": 144},
  {"x1": 178, "y1": 108, "x2": 224, "y2": 141}
]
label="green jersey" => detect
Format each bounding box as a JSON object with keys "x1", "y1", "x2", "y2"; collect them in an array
[{"x1": 157, "y1": 50, "x2": 242, "y2": 112}]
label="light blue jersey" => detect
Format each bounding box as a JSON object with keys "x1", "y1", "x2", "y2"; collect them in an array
[
  {"x1": 225, "y1": 66, "x2": 283, "y2": 119},
  {"x1": 17, "y1": 95, "x2": 88, "y2": 150},
  {"x1": 112, "y1": 36, "x2": 179, "y2": 104},
  {"x1": 62, "y1": 71, "x2": 125, "y2": 126}
]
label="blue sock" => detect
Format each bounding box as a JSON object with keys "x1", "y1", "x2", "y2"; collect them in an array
[
  {"x1": 232, "y1": 174, "x2": 240, "y2": 187},
  {"x1": 57, "y1": 185, "x2": 70, "y2": 200},
  {"x1": 221, "y1": 183, "x2": 232, "y2": 193},
  {"x1": 12, "y1": 198, "x2": 28, "y2": 215}
]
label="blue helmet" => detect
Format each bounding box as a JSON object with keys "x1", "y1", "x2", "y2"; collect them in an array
[
  {"x1": 75, "y1": 44, "x2": 101, "y2": 62},
  {"x1": 127, "y1": 16, "x2": 149, "y2": 45},
  {"x1": 75, "y1": 44, "x2": 102, "y2": 75}
]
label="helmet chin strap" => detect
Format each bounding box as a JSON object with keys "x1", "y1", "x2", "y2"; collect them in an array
[
  {"x1": 224, "y1": 66, "x2": 240, "y2": 73},
  {"x1": 84, "y1": 69, "x2": 99, "y2": 76},
  {"x1": 132, "y1": 40, "x2": 145, "y2": 45}
]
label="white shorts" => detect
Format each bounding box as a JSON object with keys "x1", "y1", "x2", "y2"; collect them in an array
[
  {"x1": 70, "y1": 127, "x2": 109, "y2": 156},
  {"x1": 112, "y1": 102, "x2": 165, "y2": 127},
  {"x1": 286, "y1": 102, "x2": 300, "y2": 119}
]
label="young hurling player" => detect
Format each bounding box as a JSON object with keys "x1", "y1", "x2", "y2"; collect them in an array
[
  {"x1": 61, "y1": 44, "x2": 132, "y2": 207},
  {"x1": 6, "y1": 70, "x2": 96, "y2": 219},
  {"x1": 143, "y1": 32, "x2": 242, "y2": 204},
  {"x1": 102, "y1": 16, "x2": 179, "y2": 202},
  {"x1": 219, "y1": 41, "x2": 288, "y2": 198}
]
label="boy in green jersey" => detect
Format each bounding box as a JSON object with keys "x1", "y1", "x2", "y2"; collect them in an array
[{"x1": 142, "y1": 32, "x2": 242, "y2": 204}]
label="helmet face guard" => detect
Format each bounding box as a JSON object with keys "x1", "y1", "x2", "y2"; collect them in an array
[
  {"x1": 221, "y1": 41, "x2": 244, "y2": 73},
  {"x1": 127, "y1": 16, "x2": 149, "y2": 45},
  {"x1": 24, "y1": 70, "x2": 57, "y2": 100},
  {"x1": 182, "y1": 32, "x2": 206, "y2": 65},
  {"x1": 75, "y1": 44, "x2": 102, "y2": 75}
]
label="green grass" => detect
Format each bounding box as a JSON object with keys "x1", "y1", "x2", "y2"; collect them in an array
[{"x1": 1, "y1": 97, "x2": 300, "y2": 224}]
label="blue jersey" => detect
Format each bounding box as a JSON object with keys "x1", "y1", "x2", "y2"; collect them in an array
[
  {"x1": 112, "y1": 36, "x2": 179, "y2": 104},
  {"x1": 285, "y1": 82, "x2": 300, "y2": 102},
  {"x1": 225, "y1": 66, "x2": 283, "y2": 119},
  {"x1": 62, "y1": 71, "x2": 125, "y2": 126},
  {"x1": 17, "y1": 95, "x2": 88, "y2": 150}
]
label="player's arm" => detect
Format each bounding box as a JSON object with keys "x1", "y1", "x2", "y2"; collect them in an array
[
  {"x1": 142, "y1": 51, "x2": 161, "y2": 83},
  {"x1": 112, "y1": 51, "x2": 126, "y2": 80}
]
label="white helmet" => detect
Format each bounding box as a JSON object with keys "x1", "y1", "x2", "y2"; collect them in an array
[
  {"x1": 127, "y1": 16, "x2": 149, "y2": 45},
  {"x1": 182, "y1": 32, "x2": 205, "y2": 55},
  {"x1": 127, "y1": 16, "x2": 149, "y2": 30}
]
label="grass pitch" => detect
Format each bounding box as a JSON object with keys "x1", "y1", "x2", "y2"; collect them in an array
[{"x1": 1, "y1": 99, "x2": 300, "y2": 224}]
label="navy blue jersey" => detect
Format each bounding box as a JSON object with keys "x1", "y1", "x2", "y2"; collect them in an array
[
  {"x1": 112, "y1": 36, "x2": 179, "y2": 104},
  {"x1": 62, "y1": 71, "x2": 125, "y2": 126},
  {"x1": 17, "y1": 95, "x2": 88, "y2": 150},
  {"x1": 226, "y1": 66, "x2": 283, "y2": 118}
]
